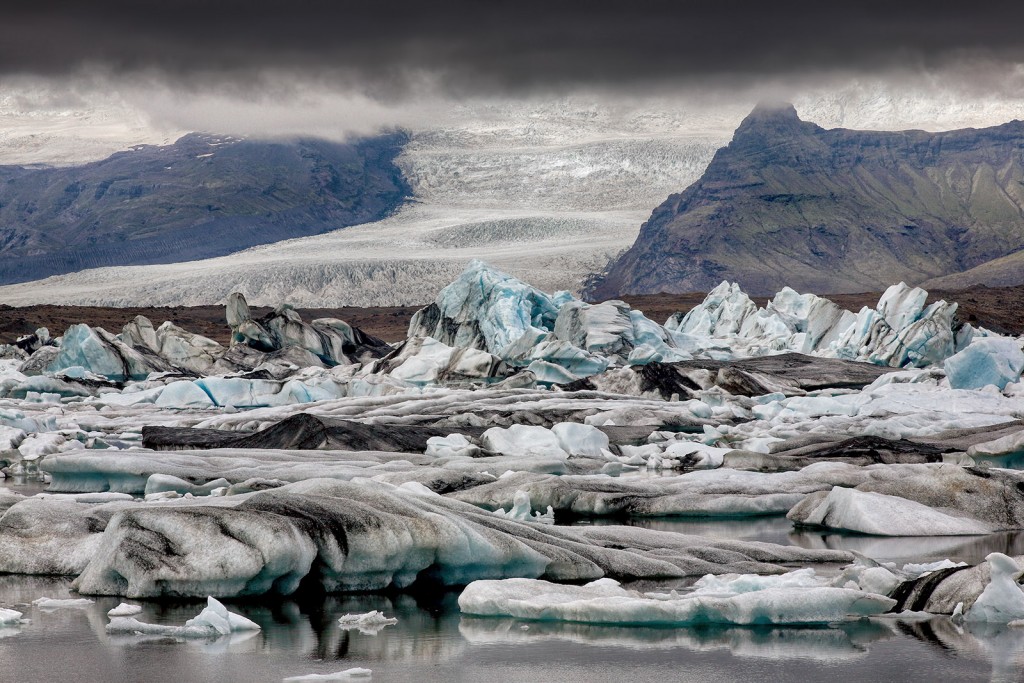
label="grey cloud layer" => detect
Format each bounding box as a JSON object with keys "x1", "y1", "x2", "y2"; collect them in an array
[{"x1": 5, "y1": 1, "x2": 1024, "y2": 91}]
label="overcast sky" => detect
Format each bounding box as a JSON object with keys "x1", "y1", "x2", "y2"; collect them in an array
[
  {"x1": 2, "y1": 1, "x2": 1023, "y2": 159},
  {"x1": 4, "y1": 1, "x2": 1024, "y2": 92}
]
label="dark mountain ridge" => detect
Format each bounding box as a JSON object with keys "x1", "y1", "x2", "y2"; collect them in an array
[
  {"x1": 0, "y1": 132, "x2": 411, "y2": 284},
  {"x1": 586, "y1": 104, "x2": 1024, "y2": 298}
]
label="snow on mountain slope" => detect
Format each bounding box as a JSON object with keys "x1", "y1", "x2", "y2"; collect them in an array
[{"x1": 3, "y1": 86, "x2": 1024, "y2": 307}]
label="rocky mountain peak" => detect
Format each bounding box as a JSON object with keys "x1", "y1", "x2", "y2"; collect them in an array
[{"x1": 586, "y1": 105, "x2": 1024, "y2": 298}]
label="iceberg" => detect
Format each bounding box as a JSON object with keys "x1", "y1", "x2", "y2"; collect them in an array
[
  {"x1": 666, "y1": 281, "x2": 967, "y2": 368},
  {"x1": 283, "y1": 669, "x2": 372, "y2": 682},
  {"x1": 122, "y1": 316, "x2": 224, "y2": 375},
  {"x1": 944, "y1": 337, "x2": 1024, "y2": 390},
  {"x1": 47, "y1": 324, "x2": 178, "y2": 381},
  {"x1": 406, "y1": 261, "x2": 687, "y2": 381},
  {"x1": 227, "y1": 293, "x2": 392, "y2": 367},
  {"x1": 407, "y1": 260, "x2": 560, "y2": 358},
  {"x1": 964, "y1": 553, "x2": 1024, "y2": 623},
  {"x1": 369, "y1": 336, "x2": 509, "y2": 385},
  {"x1": 787, "y1": 487, "x2": 992, "y2": 536},
  {"x1": 481, "y1": 425, "x2": 568, "y2": 458}
]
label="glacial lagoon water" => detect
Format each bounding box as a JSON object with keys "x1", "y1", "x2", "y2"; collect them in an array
[
  {"x1": 0, "y1": 573, "x2": 1019, "y2": 683},
  {"x1": 0, "y1": 476, "x2": 1021, "y2": 683}
]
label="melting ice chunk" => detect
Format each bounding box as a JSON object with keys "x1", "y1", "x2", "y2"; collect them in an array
[
  {"x1": 492, "y1": 490, "x2": 555, "y2": 525},
  {"x1": 107, "y1": 596, "x2": 260, "y2": 637},
  {"x1": 107, "y1": 603, "x2": 143, "y2": 617},
  {"x1": 283, "y1": 668, "x2": 372, "y2": 682},
  {"x1": 31, "y1": 597, "x2": 94, "y2": 610},
  {"x1": 337, "y1": 610, "x2": 397, "y2": 634},
  {"x1": 0, "y1": 608, "x2": 23, "y2": 624},
  {"x1": 964, "y1": 553, "x2": 1024, "y2": 623}
]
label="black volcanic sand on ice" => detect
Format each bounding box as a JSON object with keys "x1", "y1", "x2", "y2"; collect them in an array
[{"x1": 2, "y1": 283, "x2": 1023, "y2": 345}]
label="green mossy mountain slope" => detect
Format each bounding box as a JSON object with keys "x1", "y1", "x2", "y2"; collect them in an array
[{"x1": 587, "y1": 104, "x2": 1024, "y2": 297}]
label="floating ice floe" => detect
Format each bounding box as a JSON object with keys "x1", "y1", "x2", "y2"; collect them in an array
[
  {"x1": 338, "y1": 610, "x2": 398, "y2": 634},
  {"x1": 0, "y1": 477, "x2": 852, "y2": 597},
  {"x1": 458, "y1": 573, "x2": 896, "y2": 626},
  {"x1": 31, "y1": 597, "x2": 94, "y2": 609},
  {"x1": 106, "y1": 596, "x2": 260, "y2": 637},
  {"x1": 787, "y1": 487, "x2": 993, "y2": 536},
  {"x1": 0, "y1": 608, "x2": 24, "y2": 624},
  {"x1": 452, "y1": 462, "x2": 1024, "y2": 525},
  {"x1": 107, "y1": 602, "x2": 143, "y2": 617},
  {"x1": 283, "y1": 668, "x2": 372, "y2": 682}
]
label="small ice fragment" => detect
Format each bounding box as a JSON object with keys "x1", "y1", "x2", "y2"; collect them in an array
[
  {"x1": 32, "y1": 597, "x2": 94, "y2": 610},
  {"x1": 338, "y1": 611, "x2": 397, "y2": 634},
  {"x1": 283, "y1": 668, "x2": 372, "y2": 682},
  {"x1": 0, "y1": 608, "x2": 23, "y2": 624},
  {"x1": 107, "y1": 603, "x2": 143, "y2": 617}
]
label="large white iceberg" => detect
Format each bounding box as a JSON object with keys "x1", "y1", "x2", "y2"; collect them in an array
[{"x1": 458, "y1": 574, "x2": 896, "y2": 625}]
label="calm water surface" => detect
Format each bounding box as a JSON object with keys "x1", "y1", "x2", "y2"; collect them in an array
[{"x1": 0, "y1": 575, "x2": 1019, "y2": 683}]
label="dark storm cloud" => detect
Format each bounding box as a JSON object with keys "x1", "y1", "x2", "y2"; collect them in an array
[{"x1": 5, "y1": 1, "x2": 1024, "y2": 92}]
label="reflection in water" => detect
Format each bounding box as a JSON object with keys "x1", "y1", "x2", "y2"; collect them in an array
[
  {"x1": 88, "y1": 591, "x2": 468, "y2": 664},
  {"x1": 0, "y1": 574, "x2": 1018, "y2": 682},
  {"x1": 789, "y1": 529, "x2": 1024, "y2": 566},
  {"x1": 0, "y1": 475, "x2": 49, "y2": 496},
  {"x1": 460, "y1": 617, "x2": 898, "y2": 662},
  {"x1": 894, "y1": 618, "x2": 1024, "y2": 683}
]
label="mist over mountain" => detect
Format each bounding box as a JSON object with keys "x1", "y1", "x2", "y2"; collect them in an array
[
  {"x1": 4, "y1": 93, "x2": 1024, "y2": 307},
  {"x1": 0, "y1": 132, "x2": 410, "y2": 284},
  {"x1": 587, "y1": 104, "x2": 1024, "y2": 298}
]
